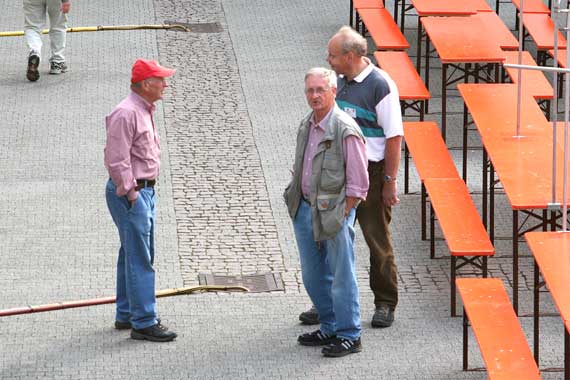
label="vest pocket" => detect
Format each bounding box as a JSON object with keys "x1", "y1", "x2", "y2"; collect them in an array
[{"x1": 320, "y1": 156, "x2": 344, "y2": 192}]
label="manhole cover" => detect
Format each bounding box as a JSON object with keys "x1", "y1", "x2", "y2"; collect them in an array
[
  {"x1": 198, "y1": 272, "x2": 284, "y2": 292},
  {"x1": 164, "y1": 21, "x2": 223, "y2": 33}
]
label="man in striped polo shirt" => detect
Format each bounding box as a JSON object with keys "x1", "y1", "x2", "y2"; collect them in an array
[{"x1": 299, "y1": 26, "x2": 404, "y2": 328}]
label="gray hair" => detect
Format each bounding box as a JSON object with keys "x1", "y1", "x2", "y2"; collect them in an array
[
  {"x1": 335, "y1": 26, "x2": 367, "y2": 57},
  {"x1": 304, "y1": 67, "x2": 337, "y2": 88}
]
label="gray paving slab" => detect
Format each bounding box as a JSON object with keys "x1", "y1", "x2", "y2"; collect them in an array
[{"x1": 0, "y1": 0, "x2": 567, "y2": 379}]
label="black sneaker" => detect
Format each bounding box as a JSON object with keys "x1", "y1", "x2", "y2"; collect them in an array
[
  {"x1": 299, "y1": 305, "x2": 319, "y2": 325},
  {"x1": 297, "y1": 329, "x2": 336, "y2": 346},
  {"x1": 26, "y1": 54, "x2": 40, "y2": 82},
  {"x1": 371, "y1": 303, "x2": 395, "y2": 328},
  {"x1": 322, "y1": 337, "x2": 362, "y2": 357},
  {"x1": 131, "y1": 322, "x2": 177, "y2": 342}
]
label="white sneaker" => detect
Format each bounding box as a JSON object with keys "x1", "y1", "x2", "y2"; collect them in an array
[{"x1": 49, "y1": 61, "x2": 68, "y2": 75}]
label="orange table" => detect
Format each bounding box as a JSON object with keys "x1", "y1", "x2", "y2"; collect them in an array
[
  {"x1": 526, "y1": 231, "x2": 570, "y2": 380},
  {"x1": 412, "y1": 0, "x2": 477, "y2": 72},
  {"x1": 459, "y1": 83, "x2": 570, "y2": 314},
  {"x1": 422, "y1": 15, "x2": 505, "y2": 140},
  {"x1": 478, "y1": 12, "x2": 519, "y2": 51}
]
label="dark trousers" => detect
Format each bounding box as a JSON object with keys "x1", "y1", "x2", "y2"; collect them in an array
[{"x1": 356, "y1": 160, "x2": 399, "y2": 308}]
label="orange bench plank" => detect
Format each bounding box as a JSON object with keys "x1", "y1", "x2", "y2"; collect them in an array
[
  {"x1": 353, "y1": 0, "x2": 384, "y2": 8},
  {"x1": 526, "y1": 231, "x2": 570, "y2": 332},
  {"x1": 503, "y1": 50, "x2": 554, "y2": 100},
  {"x1": 374, "y1": 51, "x2": 430, "y2": 100},
  {"x1": 358, "y1": 8, "x2": 409, "y2": 50},
  {"x1": 457, "y1": 278, "x2": 541, "y2": 380},
  {"x1": 548, "y1": 48, "x2": 569, "y2": 68},
  {"x1": 403, "y1": 122, "x2": 458, "y2": 180},
  {"x1": 522, "y1": 13, "x2": 567, "y2": 51},
  {"x1": 424, "y1": 178, "x2": 494, "y2": 256}
]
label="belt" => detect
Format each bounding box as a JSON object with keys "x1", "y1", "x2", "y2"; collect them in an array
[{"x1": 135, "y1": 179, "x2": 156, "y2": 191}]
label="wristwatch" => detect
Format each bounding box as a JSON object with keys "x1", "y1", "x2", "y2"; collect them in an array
[{"x1": 383, "y1": 174, "x2": 396, "y2": 183}]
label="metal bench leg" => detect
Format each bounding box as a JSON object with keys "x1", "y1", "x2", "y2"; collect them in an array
[
  {"x1": 421, "y1": 184, "x2": 427, "y2": 241},
  {"x1": 451, "y1": 256, "x2": 457, "y2": 317},
  {"x1": 463, "y1": 307, "x2": 469, "y2": 370}
]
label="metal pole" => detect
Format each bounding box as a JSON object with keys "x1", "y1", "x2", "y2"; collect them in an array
[
  {"x1": 515, "y1": 0, "x2": 525, "y2": 138},
  {"x1": 552, "y1": 3, "x2": 560, "y2": 207},
  {"x1": 0, "y1": 285, "x2": 249, "y2": 317},
  {"x1": 563, "y1": 17, "x2": 570, "y2": 231}
]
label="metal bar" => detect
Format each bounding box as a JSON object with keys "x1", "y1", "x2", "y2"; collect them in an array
[
  {"x1": 463, "y1": 102, "x2": 469, "y2": 182},
  {"x1": 483, "y1": 149, "x2": 489, "y2": 230},
  {"x1": 534, "y1": 259, "x2": 540, "y2": 364},
  {"x1": 422, "y1": 184, "x2": 427, "y2": 241},
  {"x1": 503, "y1": 63, "x2": 570, "y2": 74},
  {"x1": 451, "y1": 256, "x2": 457, "y2": 317},
  {"x1": 463, "y1": 307, "x2": 469, "y2": 370},
  {"x1": 513, "y1": 210, "x2": 519, "y2": 315},
  {"x1": 442, "y1": 63, "x2": 447, "y2": 141},
  {"x1": 0, "y1": 285, "x2": 249, "y2": 317},
  {"x1": 490, "y1": 161, "x2": 496, "y2": 243},
  {"x1": 430, "y1": 203, "x2": 435, "y2": 258}
]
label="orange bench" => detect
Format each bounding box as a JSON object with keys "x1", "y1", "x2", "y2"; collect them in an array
[
  {"x1": 350, "y1": 0, "x2": 383, "y2": 30},
  {"x1": 522, "y1": 13, "x2": 567, "y2": 65},
  {"x1": 403, "y1": 122, "x2": 458, "y2": 241},
  {"x1": 375, "y1": 52, "x2": 430, "y2": 194},
  {"x1": 425, "y1": 178, "x2": 494, "y2": 316},
  {"x1": 357, "y1": 8, "x2": 409, "y2": 50},
  {"x1": 457, "y1": 278, "x2": 541, "y2": 380}
]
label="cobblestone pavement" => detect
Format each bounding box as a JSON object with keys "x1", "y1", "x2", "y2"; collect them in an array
[{"x1": 0, "y1": 0, "x2": 566, "y2": 379}]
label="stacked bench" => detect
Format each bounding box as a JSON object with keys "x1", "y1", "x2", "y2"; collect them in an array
[{"x1": 404, "y1": 122, "x2": 494, "y2": 316}]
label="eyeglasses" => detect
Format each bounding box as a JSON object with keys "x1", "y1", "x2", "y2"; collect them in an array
[{"x1": 304, "y1": 86, "x2": 331, "y2": 95}]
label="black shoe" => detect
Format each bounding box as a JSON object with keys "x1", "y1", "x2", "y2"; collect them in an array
[
  {"x1": 371, "y1": 304, "x2": 395, "y2": 328},
  {"x1": 322, "y1": 337, "x2": 362, "y2": 357},
  {"x1": 131, "y1": 322, "x2": 177, "y2": 342},
  {"x1": 297, "y1": 329, "x2": 336, "y2": 346},
  {"x1": 26, "y1": 54, "x2": 40, "y2": 82},
  {"x1": 299, "y1": 306, "x2": 319, "y2": 325},
  {"x1": 114, "y1": 320, "x2": 132, "y2": 330},
  {"x1": 115, "y1": 318, "x2": 160, "y2": 330}
]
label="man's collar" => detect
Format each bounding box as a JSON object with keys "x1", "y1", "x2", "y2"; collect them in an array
[
  {"x1": 339, "y1": 57, "x2": 374, "y2": 83},
  {"x1": 130, "y1": 91, "x2": 156, "y2": 112},
  {"x1": 310, "y1": 106, "x2": 335, "y2": 129}
]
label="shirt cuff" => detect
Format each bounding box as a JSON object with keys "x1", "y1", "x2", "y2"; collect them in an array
[{"x1": 346, "y1": 185, "x2": 367, "y2": 200}]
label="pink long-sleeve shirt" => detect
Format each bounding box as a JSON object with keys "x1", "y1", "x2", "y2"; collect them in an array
[
  {"x1": 104, "y1": 92, "x2": 160, "y2": 201},
  {"x1": 301, "y1": 109, "x2": 369, "y2": 200}
]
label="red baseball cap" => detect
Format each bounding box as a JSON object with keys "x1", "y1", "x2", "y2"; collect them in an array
[{"x1": 131, "y1": 59, "x2": 176, "y2": 84}]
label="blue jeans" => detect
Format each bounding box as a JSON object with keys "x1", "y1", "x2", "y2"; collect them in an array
[
  {"x1": 293, "y1": 200, "x2": 361, "y2": 340},
  {"x1": 105, "y1": 179, "x2": 157, "y2": 330}
]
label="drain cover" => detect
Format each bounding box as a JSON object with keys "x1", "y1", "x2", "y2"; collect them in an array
[
  {"x1": 198, "y1": 272, "x2": 284, "y2": 292},
  {"x1": 164, "y1": 21, "x2": 223, "y2": 33}
]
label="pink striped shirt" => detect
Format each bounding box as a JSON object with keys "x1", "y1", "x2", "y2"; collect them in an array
[
  {"x1": 301, "y1": 109, "x2": 369, "y2": 200},
  {"x1": 104, "y1": 92, "x2": 160, "y2": 201}
]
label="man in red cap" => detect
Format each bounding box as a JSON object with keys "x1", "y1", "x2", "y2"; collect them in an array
[{"x1": 104, "y1": 59, "x2": 177, "y2": 342}]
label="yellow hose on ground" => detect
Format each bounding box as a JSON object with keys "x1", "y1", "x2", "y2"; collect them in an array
[{"x1": 0, "y1": 24, "x2": 190, "y2": 37}]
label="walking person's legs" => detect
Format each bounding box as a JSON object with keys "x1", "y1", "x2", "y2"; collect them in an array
[
  {"x1": 46, "y1": 0, "x2": 68, "y2": 73},
  {"x1": 23, "y1": 0, "x2": 46, "y2": 81}
]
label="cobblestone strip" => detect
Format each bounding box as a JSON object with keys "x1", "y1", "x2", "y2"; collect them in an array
[{"x1": 153, "y1": 0, "x2": 288, "y2": 288}]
